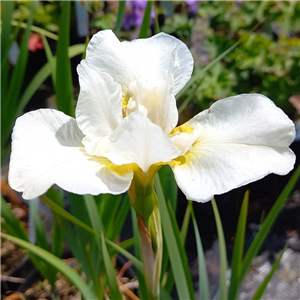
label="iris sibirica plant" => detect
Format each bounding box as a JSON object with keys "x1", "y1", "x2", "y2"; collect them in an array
[{"x1": 9, "y1": 30, "x2": 295, "y2": 299}]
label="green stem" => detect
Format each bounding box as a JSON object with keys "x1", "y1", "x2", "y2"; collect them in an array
[{"x1": 136, "y1": 197, "x2": 162, "y2": 300}]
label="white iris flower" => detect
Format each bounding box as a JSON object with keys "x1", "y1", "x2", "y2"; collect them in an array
[{"x1": 9, "y1": 30, "x2": 296, "y2": 202}]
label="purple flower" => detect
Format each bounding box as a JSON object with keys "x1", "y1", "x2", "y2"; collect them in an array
[
  {"x1": 123, "y1": 1, "x2": 155, "y2": 29},
  {"x1": 185, "y1": 0, "x2": 200, "y2": 14}
]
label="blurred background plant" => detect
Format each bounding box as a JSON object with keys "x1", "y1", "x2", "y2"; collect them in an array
[{"x1": 1, "y1": 1, "x2": 300, "y2": 300}]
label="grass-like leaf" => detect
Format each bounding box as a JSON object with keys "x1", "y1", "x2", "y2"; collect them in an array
[
  {"x1": 158, "y1": 165, "x2": 178, "y2": 213},
  {"x1": 29, "y1": 200, "x2": 49, "y2": 251},
  {"x1": 211, "y1": 198, "x2": 228, "y2": 300},
  {"x1": 2, "y1": 2, "x2": 34, "y2": 151},
  {"x1": 56, "y1": 1, "x2": 74, "y2": 117},
  {"x1": 1, "y1": 232, "x2": 97, "y2": 300},
  {"x1": 189, "y1": 201, "x2": 210, "y2": 300},
  {"x1": 101, "y1": 233, "x2": 123, "y2": 300},
  {"x1": 177, "y1": 17, "x2": 268, "y2": 113},
  {"x1": 251, "y1": 245, "x2": 287, "y2": 300},
  {"x1": 228, "y1": 191, "x2": 249, "y2": 299},
  {"x1": 239, "y1": 164, "x2": 300, "y2": 286},
  {"x1": 138, "y1": 1, "x2": 153, "y2": 38},
  {"x1": 155, "y1": 173, "x2": 195, "y2": 300},
  {"x1": 40, "y1": 195, "x2": 143, "y2": 272},
  {"x1": 115, "y1": 1, "x2": 126, "y2": 37},
  {"x1": 18, "y1": 44, "x2": 85, "y2": 117},
  {"x1": 1, "y1": 196, "x2": 29, "y2": 241},
  {"x1": 41, "y1": 35, "x2": 56, "y2": 88}
]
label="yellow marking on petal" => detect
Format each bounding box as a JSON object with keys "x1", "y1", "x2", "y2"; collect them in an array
[
  {"x1": 122, "y1": 93, "x2": 131, "y2": 118},
  {"x1": 170, "y1": 123, "x2": 194, "y2": 135},
  {"x1": 93, "y1": 156, "x2": 134, "y2": 177}
]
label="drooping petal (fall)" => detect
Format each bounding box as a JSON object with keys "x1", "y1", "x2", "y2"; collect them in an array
[
  {"x1": 85, "y1": 30, "x2": 194, "y2": 95},
  {"x1": 98, "y1": 111, "x2": 181, "y2": 173},
  {"x1": 8, "y1": 109, "x2": 133, "y2": 199},
  {"x1": 170, "y1": 94, "x2": 296, "y2": 202},
  {"x1": 76, "y1": 60, "x2": 123, "y2": 139}
]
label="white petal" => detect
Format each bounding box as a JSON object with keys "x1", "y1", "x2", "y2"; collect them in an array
[
  {"x1": 101, "y1": 111, "x2": 180, "y2": 172},
  {"x1": 85, "y1": 30, "x2": 193, "y2": 95},
  {"x1": 76, "y1": 61, "x2": 123, "y2": 139},
  {"x1": 171, "y1": 94, "x2": 296, "y2": 202},
  {"x1": 131, "y1": 73, "x2": 178, "y2": 133},
  {"x1": 8, "y1": 109, "x2": 133, "y2": 199},
  {"x1": 85, "y1": 30, "x2": 131, "y2": 92}
]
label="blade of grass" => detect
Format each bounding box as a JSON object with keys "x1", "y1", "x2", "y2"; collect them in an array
[
  {"x1": 250, "y1": 245, "x2": 287, "y2": 300},
  {"x1": 163, "y1": 203, "x2": 191, "y2": 292},
  {"x1": 29, "y1": 200, "x2": 58, "y2": 289},
  {"x1": 139, "y1": 1, "x2": 153, "y2": 38},
  {"x1": 1, "y1": 232, "x2": 97, "y2": 300},
  {"x1": 109, "y1": 194, "x2": 131, "y2": 242},
  {"x1": 41, "y1": 35, "x2": 56, "y2": 89},
  {"x1": 1, "y1": 1, "x2": 15, "y2": 101},
  {"x1": 46, "y1": 188, "x2": 64, "y2": 258},
  {"x1": 211, "y1": 198, "x2": 228, "y2": 300},
  {"x1": 228, "y1": 191, "x2": 249, "y2": 300},
  {"x1": 177, "y1": 17, "x2": 268, "y2": 113},
  {"x1": 115, "y1": 1, "x2": 126, "y2": 37},
  {"x1": 40, "y1": 195, "x2": 143, "y2": 272},
  {"x1": 2, "y1": 2, "x2": 34, "y2": 147},
  {"x1": 158, "y1": 165, "x2": 178, "y2": 213},
  {"x1": 1, "y1": 196, "x2": 29, "y2": 241},
  {"x1": 131, "y1": 207, "x2": 149, "y2": 299},
  {"x1": 56, "y1": 1, "x2": 74, "y2": 117},
  {"x1": 101, "y1": 233, "x2": 123, "y2": 300},
  {"x1": 18, "y1": 44, "x2": 85, "y2": 116},
  {"x1": 10, "y1": 20, "x2": 59, "y2": 40},
  {"x1": 155, "y1": 173, "x2": 194, "y2": 300},
  {"x1": 83, "y1": 194, "x2": 104, "y2": 279},
  {"x1": 29, "y1": 200, "x2": 49, "y2": 251},
  {"x1": 189, "y1": 201, "x2": 210, "y2": 300},
  {"x1": 239, "y1": 164, "x2": 300, "y2": 286}
]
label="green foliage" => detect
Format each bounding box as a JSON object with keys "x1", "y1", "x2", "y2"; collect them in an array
[
  {"x1": 175, "y1": 1, "x2": 300, "y2": 117},
  {"x1": 162, "y1": 14, "x2": 194, "y2": 41}
]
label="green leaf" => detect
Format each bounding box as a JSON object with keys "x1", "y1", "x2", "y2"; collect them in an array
[
  {"x1": 177, "y1": 17, "x2": 268, "y2": 113},
  {"x1": 109, "y1": 194, "x2": 131, "y2": 242},
  {"x1": 115, "y1": 1, "x2": 126, "y2": 37},
  {"x1": 101, "y1": 233, "x2": 122, "y2": 300},
  {"x1": 155, "y1": 174, "x2": 195, "y2": 300},
  {"x1": 41, "y1": 35, "x2": 56, "y2": 89},
  {"x1": 1, "y1": 196, "x2": 29, "y2": 241},
  {"x1": 29, "y1": 200, "x2": 59, "y2": 289},
  {"x1": 1, "y1": 1, "x2": 15, "y2": 101},
  {"x1": 18, "y1": 44, "x2": 85, "y2": 117},
  {"x1": 1, "y1": 232, "x2": 98, "y2": 300},
  {"x1": 139, "y1": 1, "x2": 153, "y2": 38},
  {"x1": 228, "y1": 191, "x2": 249, "y2": 299},
  {"x1": 2, "y1": 2, "x2": 34, "y2": 148},
  {"x1": 163, "y1": 203, "x2": 191, "y2": 292},
  {"x1": 240, "y1": 164, "x2": 300, "y2": 286},
  {"x1": 29, "y1": 200, "x2": 49, "y2": 251},
  {"x1": 40, "y1": 195, "x2": 143, "y2": 272},
  {"x1": 56, "y1": 1, "x2": 74, "y2": 117},
  {"x1": 251, "y1": 245, "x2": 287, "y2": 300},
  {"x1": 211, "y1": 198, "x2": 228, "y2": 300},
  {"x1": 10, "y1": 20, "x2": 59, "y2": 41},
  {"x1": 189, "y1": 201, "x2": 210, "y2": 300},
  {"x1": 46, "y1": 188, "x2": 64, "y2": 258},
  {"x1": 158, "y1": 165, "x2": 178, "y2": 213}
]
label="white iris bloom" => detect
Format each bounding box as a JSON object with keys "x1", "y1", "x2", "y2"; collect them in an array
[{"x1": 9, "y1": 30, "x2": 296, "y2": 202}]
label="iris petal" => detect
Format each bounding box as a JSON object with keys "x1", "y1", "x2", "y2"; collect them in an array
[{"x1": 171, "y1": 94, "x2": 296, "y2": 202}]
